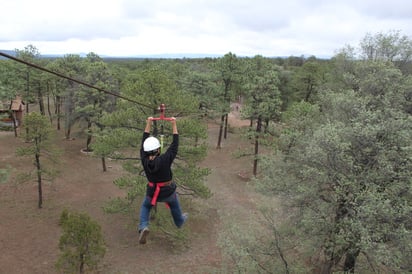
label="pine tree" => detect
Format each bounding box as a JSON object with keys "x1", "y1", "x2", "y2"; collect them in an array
[
  {"x1": 16, "y1": 112, "x2": 60, "y2": 208},
  {"x1": 56, "y1": 209, "x2": 106, "y2": 274}
]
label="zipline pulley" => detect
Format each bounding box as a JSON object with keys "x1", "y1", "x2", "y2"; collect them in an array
[
  {"x1": 150, "y1": 104, "x2": 174, "y2": 152},
  {"x1": 151, "y1": 104, "x2": 174, "y2": 121}
]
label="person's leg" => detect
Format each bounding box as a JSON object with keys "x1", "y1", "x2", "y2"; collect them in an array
[
  {"x1": 162, "y1": 192, "x2": 187, "y2": 228},
  {"x1": 139, "y1": 196, "x2": 153, "y2": 231},
  {"x1": 138, "y1": 196, "x2": 152, "y2": 244}
]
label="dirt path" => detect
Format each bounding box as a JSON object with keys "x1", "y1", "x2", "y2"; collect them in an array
[{"x1": 0, "y1": 112, "x2": 259, "y2": 273}]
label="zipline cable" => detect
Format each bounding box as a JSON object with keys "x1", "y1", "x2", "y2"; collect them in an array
[{"x1": 0, "y1": 51, "x2": 152, "y2": 109}]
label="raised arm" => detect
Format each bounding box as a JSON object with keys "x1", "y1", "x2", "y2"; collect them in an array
[
  {"x1": 170, "y1": 117, "x2": 178, "y2": 134},
  {"x1": 145, "y1": 117, "x2": 153, "y2": 133}
]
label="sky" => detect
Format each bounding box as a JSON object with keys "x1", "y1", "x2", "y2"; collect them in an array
[{"x1": 1, "y1": 0, "x2": 411, "y2": 58}]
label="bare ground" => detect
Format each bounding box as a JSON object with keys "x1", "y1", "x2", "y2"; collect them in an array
[{"x1": 0, "y1": 112, "x2": 259, "y2": 274}]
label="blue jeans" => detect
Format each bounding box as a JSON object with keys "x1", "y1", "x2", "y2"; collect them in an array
[{"x1": 139, "y1": 192, "x2": 185, "y2": 231}]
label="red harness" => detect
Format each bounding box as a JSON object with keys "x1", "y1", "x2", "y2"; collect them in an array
[{"x1": 148, "y1": 181, "x2": 172, "y2": 207}]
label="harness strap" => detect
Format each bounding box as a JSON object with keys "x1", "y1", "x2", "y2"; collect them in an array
[{"x1": 148, "y1": 181, "x2": 171, "y2": 207}]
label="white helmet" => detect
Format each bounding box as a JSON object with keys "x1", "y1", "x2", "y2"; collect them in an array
[{"x1": 143, "y1": 136, "x2": 160, "y2": 152}]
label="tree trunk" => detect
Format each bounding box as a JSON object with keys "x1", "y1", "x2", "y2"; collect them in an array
[
  {"x1": 56, "y1": 96, "x2": 61, "y2": 130},
  {"x1": 10, "y1": 111, "x2": 18, "y2": 137},
  {"x1": 37, "y1": 84, "x2": 45, "y2": 115},
  {"x1": 66, "y1": 127, "x2": 71, "y2": 140},
  {"x1": 304, "y1": 83, "x2": 314, "y2": 102},
  {"x1": 216, "y1": 114, "x2": 225, "y2": 149},
  {"x1": 26, "y1": 70, "x2": 30, "y2": 114},
  {"x1": 25, "y1": 90, "x2": 30, "y2": 140},
  {"x1": 101, "y1": 157, "x2": 107, "y2": 172},
  {"x1": 253, "y1": 117, "x2": 262, "y2": 176},
  {"x1": 273, "y1": 225, "x2": 289, "y2": 274},
  {"x1": 320, "y1": 261, "x2": 334, "y2": 274},
  {"x1": 223, "y1": 113, "x2": 228, "y2": 139},
  {"x1": 86, "y1": 120, "x2": 92, "y2": 151},
  {"x1": 253, "y1": 138, "x2": 259, "y2": 176},
  {"x1": 35, "y1": 149, "x2": 43, "y2": 209},
  {"x1": 79, "y1": 253, "x2": 84, "y2": 274},
  {"x1": 46, "y1": 85, "x2": 53, "y2": 124},
  {"x1": 65, "y1": 85, "x2": 75, "y2": 139},
  {"x1": 343, "y1": 250, "x2": 359, "y2": 273}
]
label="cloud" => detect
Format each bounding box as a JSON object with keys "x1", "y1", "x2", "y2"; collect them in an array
[{"x1": 0, "y1": 0, "x2": 411, "y2": 57}]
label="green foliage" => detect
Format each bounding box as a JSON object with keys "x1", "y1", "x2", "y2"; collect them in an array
[
  {"x1": 51, "y1": 54, "x2": 87, "y2": 139},
  {"x1": 217, "y1": 209, "x2": 308, "y2": 274},
  {"x1": 112, "y1": 174, "x2": 146, "y2": 202},
  {"x1": 218, "y1": 222, "x2": 262, "y2": 272},
  {"x1": 0, "y1": 166, "x2": 10, "y2": 184},
  {"x1": 173, "y1": 164, "x2": 211, "y2": 199},
  {"x1": 256, "y1": 58, "x2": 412, "y2": 272},
  {"x1": 21, "y1": 112, "x2": 50, "y2": 139},
  {"x1": 278, "y1": 100, "x2": 321, "y2": 155},
  {"x1": 0, "y1": 59, "x2": 19, "y2": 101},
  {"x1": 74, "y1": 54, "x2": 118, "y2": 151},
  {"x1": 240, "y1": 55, "x2": 283, "y2": 175},
  {"x1": 147, "y1": 204, "x2": 190, "y2": 251},
  {"x1": 289, "y1": 60, "x2": 327, "y2": 103},
  {"x1": 16, "y1": 112, "x2": 60, "y2": 168},
  {"x1": 102, "y1": 197, "x2": 133, "y2": 214},
  {"x1": 12, "y1": 45, "x2": 41, "y2": 102},
  {"x1": 243, "y1": 56, "x2": 282, "y2": 122},
  {"x1": 212, "y1": 53, "x2": 245, "y2": 148},
  {"x1": 56, "y1": 209, "x2": 106, "y2": 274},
  {"x1": 359, "y1": 30, "x2": 412, "y2": 64},
  {"x1": 179, "y1": 68, "x2": 220, "y2": 112}
]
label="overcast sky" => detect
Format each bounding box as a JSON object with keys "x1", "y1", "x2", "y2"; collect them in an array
[{"x1": 1, "y1": 0, "x2": 411, "y2": 58}]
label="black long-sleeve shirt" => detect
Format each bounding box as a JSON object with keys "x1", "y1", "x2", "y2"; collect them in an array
[{"x1": 140, "y1": 132, "x2": 178, "y2": 199}]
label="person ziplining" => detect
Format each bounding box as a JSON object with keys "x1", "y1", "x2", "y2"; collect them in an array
[{"x1": 138, "y1": 112, "x2": 188, "y2": 244}]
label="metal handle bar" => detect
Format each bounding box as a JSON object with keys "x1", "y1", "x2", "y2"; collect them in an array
[{"x1": 151, "y1": 104, "x2": 174, "y2": 121}]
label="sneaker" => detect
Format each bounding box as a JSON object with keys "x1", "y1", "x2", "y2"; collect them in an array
[
  {"x1": 178, "y1": 213, "x2": 188, "y2": 228},
  {"x1": 138, "y1": 227, "x2": 149, "y2": 244},
  {"x1": 183, "y1": 212, "x2": 188, "y2": 221}
]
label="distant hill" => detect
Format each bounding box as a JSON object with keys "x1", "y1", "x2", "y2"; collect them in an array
[
  {"x1": 1, "y1": 49, "x2": 321, "y2": 59},
  {"x1": 0, "y1": 49, "x2": 222, "y2": 59},
  {"x1": 131, "y1": 53, "x2": 223, "y2": 59}
]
